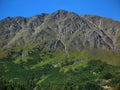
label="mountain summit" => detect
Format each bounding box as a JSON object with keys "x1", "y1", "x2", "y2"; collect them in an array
[
  {"x1": 0, "y1": 10, "x2": 120, "y2": 52},
  {"x1": 0, "y1": 10, "x2": 120, "y2": 90}
]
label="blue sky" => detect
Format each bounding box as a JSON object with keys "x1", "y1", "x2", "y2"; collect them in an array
[{"x1": 0, "y1": 0, "x2": 120, "y2": 21}]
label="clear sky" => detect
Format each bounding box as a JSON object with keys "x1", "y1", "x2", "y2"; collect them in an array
[{"x1": 0, "y1": 0, "x2": 120, "y2": 21}]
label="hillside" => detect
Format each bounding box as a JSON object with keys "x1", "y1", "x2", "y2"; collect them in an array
[{"x1": 0, "y1": 10, "x2": 120, "y2": 90}]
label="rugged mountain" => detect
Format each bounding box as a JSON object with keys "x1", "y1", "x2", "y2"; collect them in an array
[
  {"x1": 0, "y1": 10, "x2": 120, "y2": 52},
  {"x1": 0, "y1": 10, "x2": 120, "y2": 90}
]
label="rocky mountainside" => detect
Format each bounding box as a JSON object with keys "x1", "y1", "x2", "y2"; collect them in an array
[
  {"x1": 0, "y1": 10, "x2": 120, "y2": 90},
  {"x1": 0, "y1": 10, "x2": 120, "y2": 52}
]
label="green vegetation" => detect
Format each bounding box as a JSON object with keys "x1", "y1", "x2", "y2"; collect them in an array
[
  {"x1": 0, "y1": 48, "x2": 120, "y2": 90},
  {"x1": 1, "y1": 10, "x2": 120, "y2": 90}
]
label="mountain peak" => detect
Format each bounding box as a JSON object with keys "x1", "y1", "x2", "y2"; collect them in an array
[
  {"x1": 47, "y1": 10, "x2": 78, "y2": 20},
  {"x1": 0, "y1": 10, "x2": 120, "y2": 51},
  {"x1": 53, "y1": 9, "x2": 69, "y2": 14}
]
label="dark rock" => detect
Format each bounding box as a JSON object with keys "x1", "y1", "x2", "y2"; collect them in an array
[{"x1": 0, "y1": 10, "x2": 120, "y2": 51}]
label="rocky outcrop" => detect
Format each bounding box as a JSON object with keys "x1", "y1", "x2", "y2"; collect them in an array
[{"x1": 0, "y1": 10, "x2": 120, "y2": 52}]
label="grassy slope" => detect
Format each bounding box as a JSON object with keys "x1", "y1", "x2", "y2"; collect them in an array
[{"x1": 0, "y1": 47, "x2": 120, "y2": 90}]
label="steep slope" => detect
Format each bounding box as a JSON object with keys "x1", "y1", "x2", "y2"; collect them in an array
[
  {"x1": 0, "y1": 10, "x2": 120, "y2": 52},
  {"x1": 0, "y1": 10, "x2": 120, "y2": 90}
]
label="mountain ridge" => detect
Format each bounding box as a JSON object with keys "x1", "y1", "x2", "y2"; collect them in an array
[
  {"x1": 0, "y1": 10, "x2": 120, "y2": 90},
  {"x1": 0, "y1": 10, "x2": 120, "y2": 53}
]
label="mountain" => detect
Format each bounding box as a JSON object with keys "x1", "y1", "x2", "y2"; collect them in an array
[
  {"x1": 1, "y1": 10, "x2": 120, "y2": 51},
  {"x1": 0, "y1": 10, "x2": 120, "y2": 90}
]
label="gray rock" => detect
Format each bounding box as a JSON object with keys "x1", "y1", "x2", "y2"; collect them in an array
[{"x1": 0, "y1": 10, "x2": 120, "y2": 52}]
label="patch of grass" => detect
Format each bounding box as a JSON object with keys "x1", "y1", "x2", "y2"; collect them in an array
[{"x1": 0, "y1": 47, "x2": 120, "y2": 89}]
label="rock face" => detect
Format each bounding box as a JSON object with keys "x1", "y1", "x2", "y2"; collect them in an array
[{"x1": 0, "y1": 10, "x2": 120, "y2": 51}]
